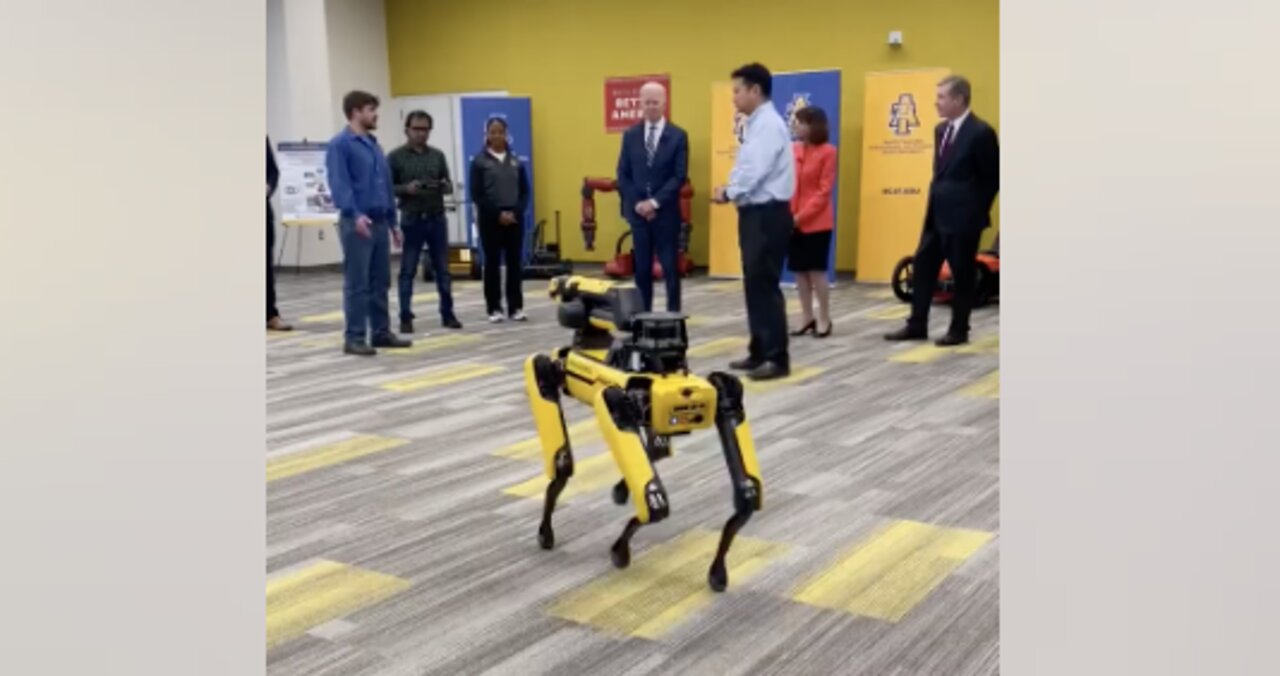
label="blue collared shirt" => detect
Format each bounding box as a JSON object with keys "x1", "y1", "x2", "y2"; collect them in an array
[
  {"x1": 325, "y1": 127, "x2": 397, "y2": 225},
  {"x1": 726, "y1": 102, "x2": 796, "y2": 205}
]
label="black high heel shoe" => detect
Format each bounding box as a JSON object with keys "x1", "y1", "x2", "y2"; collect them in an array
[
  {"x1": 790, "y1": 320, "x2": 816, "y2": 336},
  {"x1": 816, "y1": 321, "x2": 833, "y2": 338}
]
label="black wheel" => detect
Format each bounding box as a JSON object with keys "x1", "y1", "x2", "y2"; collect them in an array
[
  {"x1": 973, "y1": 263, "x2": 992, "y2": 308},
  {"x1": 891, "y1": 256, "x2": 914, "y2": 303},
  {"x1": 611, "y1": 480, "x2": 629, "y2": 506}
]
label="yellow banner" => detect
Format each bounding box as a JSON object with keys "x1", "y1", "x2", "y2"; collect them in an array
[
  {"x1": 707, "y1": 81, "x2": 743, "y2": 278},
  {"x1": 855, "y1": 68, "x2": 950, "y2": 282}
]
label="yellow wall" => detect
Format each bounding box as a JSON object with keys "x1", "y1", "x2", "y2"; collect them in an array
[{"x1": 385, "y1": 0, "x2": 998, "y2": 272}]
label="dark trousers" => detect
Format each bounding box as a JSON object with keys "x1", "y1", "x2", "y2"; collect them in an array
[
  {"x1": 397, "y1": 212, "x2": 454, "y2": 322},
  {"x1": 337, "y1": 217, "x2": 392, "y2": 344},
  {"x1": 737, "y1": 201, "x2": 793, "y2": 366},
  {"x1": 267, "y1": 208, "x2": 279, "y2": 321},
  {"x1": 478, "y1": 213, "x2": 524, "y2": 315},
  {"x1": 631, "y1": 218, "x2": 681, "y2": 312},
  {"x1": 909, "y1": 215, "x2": 983, "y2": 336}
]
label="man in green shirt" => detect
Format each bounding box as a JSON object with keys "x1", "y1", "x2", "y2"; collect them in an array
[{"x1": 389, "y1": 110, "x2": 462, "y2": 332}]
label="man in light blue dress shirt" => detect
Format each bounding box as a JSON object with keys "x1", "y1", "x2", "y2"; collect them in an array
[{"x1": 713, "y1": 63, "x2": 796, "y2": 381}]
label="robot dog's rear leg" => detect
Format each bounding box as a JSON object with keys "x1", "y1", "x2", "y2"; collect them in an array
[
  {"x1": 524, "y1": 354, "x2": 574, "y2": 550},
  {"x1": 594, "y1": 387, "x2": 669, "y2": 569},
  {"x1": 612, "y1": 430, "x2": 673, "y2": 506},
  {"x1": 707, "y1": 372, "x2": 764, "y2": 592}
]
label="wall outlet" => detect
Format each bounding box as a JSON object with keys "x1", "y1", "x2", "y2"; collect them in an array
[{"x1": 888, "y1": 31, "x2": 903, "y2": 46}]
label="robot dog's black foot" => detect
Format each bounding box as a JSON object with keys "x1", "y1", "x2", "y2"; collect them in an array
[
  {"x1": 610, "y1": 540, "x2": 631, "y2": 568},
  {"x1": 538, "y1": 522, "x2": 555, "y2": 550},
  {"x1": 708, "y1": 561, "x2": 728, "y2": 593},
  {"x1": 707, "y1": 511, "x2": 752, "y2": 592},
  {"x1": 611, "y1": 479, "x2": 628, "y2": 506},
  {"x1": 610, "y1": 517, "x2": 642, "y2": 568}
]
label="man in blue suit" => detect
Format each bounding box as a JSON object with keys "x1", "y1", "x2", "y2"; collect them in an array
[{"x1": 616, "y1": 81, "x2": 689, "y2": 312}]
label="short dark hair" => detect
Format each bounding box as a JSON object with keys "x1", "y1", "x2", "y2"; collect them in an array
[
  {"x1": 731, "y1": 62, "x2": 772, "y2": 99},
  {"x1": 342, "y1": 90, "x2": 379, "y2": 120},
  {"x1": 939, "y1": 75, "x2": 972, "y2": 106},
  {"x1": 404, "y1": 110, "x2": 433, "y2": 130},
  {"x1": 485, "y1": 116, "x2": 508, "y2": 132},
  {"x1": 795, "y1": 106, "x2": 829, "y2": 145}
]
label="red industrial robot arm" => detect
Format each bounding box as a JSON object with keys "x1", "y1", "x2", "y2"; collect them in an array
[
  {"x1": 581, "y1": 177, "x2": 694, "y2": 253},
  {"x1": 580, "y1": 177, "x2": 618, "y2": 252}
]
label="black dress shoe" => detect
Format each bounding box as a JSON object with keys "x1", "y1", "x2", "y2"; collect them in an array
[
  {"x1": 747, "y1": 361, "x2": 790, "y2": 381},
  {"x1": 790, "y1": 320, "x2": 816, "y2": 336},
  {"x1": 399, "y1": 320, "x2": 414, "y2": 334},
  {"x1": 935, "y1": 333, "x2": 969, "y2": 347},
  {"x1": 442, "y1": 316, "x2": 463, "y2": 330},
  {"x1": 343, "y1": 342, "x2": 376, "y2": 357},
  {"x1": 816, "y1": 321, "x2": 833, "y2": 338},
  {"x1": 372, "y1": 333, "x2": 413, "y2": 349},
  {"x1": 884, "y1": 326, "x2": 929, "y2": 341},
  {"x1": 729, "y1": 356, "x2": 762, "y2": 371}
]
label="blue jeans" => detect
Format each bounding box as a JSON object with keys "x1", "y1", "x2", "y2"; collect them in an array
[
  {"x1": 337, "y1": 217, "x2": 392, "y2": 344},
  {"x1": 630, "y1": 218, "x2": 681, "y2": 312},
  {"x1": 397, "y1": 212, "x2": 454, "y2": 322}
]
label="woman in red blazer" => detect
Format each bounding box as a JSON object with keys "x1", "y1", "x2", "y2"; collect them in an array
[{"x1": 788, "y1": 106, "x2": 837, "y2": 338}]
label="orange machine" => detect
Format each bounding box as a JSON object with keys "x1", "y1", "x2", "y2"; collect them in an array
[
  {"x1": 891, "y1": 233, "x2": 1001, "y2": 307},
  {"x1": 580, "y1": 177, "x2": 696, "y2": 280}
]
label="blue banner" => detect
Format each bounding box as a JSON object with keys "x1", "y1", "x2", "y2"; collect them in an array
[
  {"x1": 771, "y1": 69, "x2": 842, "y2": 285},
  {"x1": 460, "y1": 96, "x2": 535, "y2": 263}
]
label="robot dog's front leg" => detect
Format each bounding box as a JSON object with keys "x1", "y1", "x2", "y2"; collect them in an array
[
  {"x1": 524, "y1": 354, "x2": 573, "y2": 550},
  {"x1": 611, "y1": 431, "x2": 673, "y2": 506},
  {"x1": 706, "y1": 372, "x2": 764, "y2": 592},
  {"x1": 594, "y1": 386, "x2": 669, "y2": 569}
]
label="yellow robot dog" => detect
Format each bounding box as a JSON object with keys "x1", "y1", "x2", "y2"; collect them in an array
[{"x1": 522, "y1": 275, "x2": 764, "y2": 592}]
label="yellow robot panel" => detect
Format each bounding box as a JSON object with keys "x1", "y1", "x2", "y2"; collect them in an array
[{"x1": 648, "y1": 375, "x2": 718, "y2": 436}]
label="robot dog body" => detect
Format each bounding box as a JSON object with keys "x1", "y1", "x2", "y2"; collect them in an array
[{"x1": 523, "y1": 275, "x2": 763, "y2": 592}]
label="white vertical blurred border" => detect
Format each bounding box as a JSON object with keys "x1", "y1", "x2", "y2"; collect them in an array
[
  {"x1": 1002, "y1": 0, "x2": 1280, "y2": 673},
  {"x1": 0, "y1": 1, "x2": 264, "y2": 674}
]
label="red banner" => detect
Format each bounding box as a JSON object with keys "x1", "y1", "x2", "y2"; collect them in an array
[{"x1": 604, "y1": 74, "x2": 671, "y2": 133}]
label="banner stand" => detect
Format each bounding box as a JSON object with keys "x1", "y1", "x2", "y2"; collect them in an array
[{"x1": 855, "y1": 68, "x2": 950, "y2": 283}]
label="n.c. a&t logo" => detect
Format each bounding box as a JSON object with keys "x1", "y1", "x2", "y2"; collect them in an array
[
  {"x1": 784, "y1": 93, "x2": 811, "y2": 140},
  {"x1": 889, "y1": 93, "x2": 921, "y2": 136}
]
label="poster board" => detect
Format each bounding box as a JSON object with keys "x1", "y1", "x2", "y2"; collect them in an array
[{"x1": 275, "y1": 141, "x2": 337, "y2": 225}]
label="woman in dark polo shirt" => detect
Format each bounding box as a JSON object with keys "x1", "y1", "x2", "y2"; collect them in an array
[{"x1": 469, "y1": 117, "x2": 530, "y2": 323}]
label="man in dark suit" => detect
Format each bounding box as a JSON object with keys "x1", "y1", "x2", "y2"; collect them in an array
[
  {"x1": 886, "y1": 75, "x2": 999, "y2": 346},
  {"x1": 267, "y1": 136, "x2": 292, "y2": 331},
  {"x1": 616, "y1": 81, "x2": 689, "y2": 312}
]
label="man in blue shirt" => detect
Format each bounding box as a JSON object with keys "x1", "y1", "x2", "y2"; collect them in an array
[
  {"x1": 325, "y1": 90, "x2": 412, "y2": 356},
  {"x1": 713, "y1": 63, "x2": 796, "y2": 381}
]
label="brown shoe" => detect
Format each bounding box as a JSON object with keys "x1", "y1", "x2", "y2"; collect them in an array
[{"x1": 268, "y1": 316, "x2": 293, "y2": 332}]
